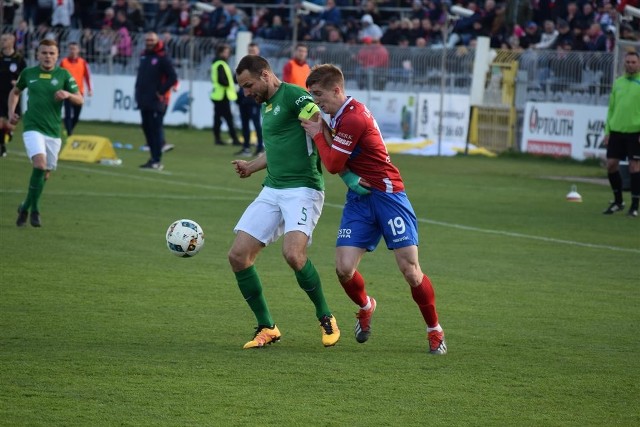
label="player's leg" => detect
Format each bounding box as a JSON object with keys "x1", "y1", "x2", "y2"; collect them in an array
[
  {"x1": 63, "y1": 99, "x2": 73, "y2": 136},
  {"x1": 212, "y1": 100, "x2": 224, "y2": 145},
  {"x1": 603, "y1": 132, "x2": 625, "y2": 214},
  {"x1": 626, "y1": 133, "x2": 640, "y2": 217},
  {"x1": 336, "y1": 193, "x2": 380, "y2": 343},
  {"x1": 70, "y1": 104, "x2": 82, "y2": 135},
  {"x1": 230, "y1": 188, "x2": 284, "y2": 348},
  {"x1": 221, "y1": 99, "x2": 240, "y2": 146},
  {"x1": 393, "y1": 246, "x2": 446, "y2": 355},
  {"x1": 17, "y1": 131, "x2": 47, "y2": 226},
  {"x1": 281, "y1": 188, "x2": 340, "y2": 347},
  {"x1": 251, "y1": 106, "x2": 263, "y2": 154}
]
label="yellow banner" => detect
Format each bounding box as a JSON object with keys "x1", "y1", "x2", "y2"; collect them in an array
[{"x1": 59, "y1": 135, "x2": 119, "y2": 163}]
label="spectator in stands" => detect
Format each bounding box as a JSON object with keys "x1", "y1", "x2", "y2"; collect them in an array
[
  {"x1": 283, "y1": 44, "x2": 311, "y2": 89},
  {"x1": 235, "y1": 42, "x2": 263, "y2": 157},
  {"x1": 127, "y1": 0, "x2": 146, "y2": 33},
  {"x1": 208, "y1": 0, "x2": 231, "y2": 38},
  {"x1": 113, "y1": 0, "x2": 128, "y2": 19},
  {"x1": 76, "y1": 0, "x2": 95, "y2": 29},
  {"x1": 596, "y1": 1, "x2": 616, "y2": 28},
  {"x1": 95, "y1": 26, "x2": 114, "y2": 63},
  {"x1": 554, "y1": 19, "x2": 574, "y2": 49},
  {"x1": 620, "y1": 24, "x2": 638, "y2": 41},
  {"x1": 14, "y1": 20, "x2": 32, "y2": 56},
  {"x1": 519, "y1": 21, "x2": 541, "y2": 49},
  {"x1": 256, "y1": 14, "x2": 290, "y2": 40},
  {"x1": 2, "y1": 1, "x2": 17, "y2": 26},
  {"x1": 51, "y1": 0, "x2": 73, "y2": 29},
  {"x1": 135, "y1": 32, "x2": 177, "y2": 170},
  {"x1": 79, "y1": 28, "x2": 97, "y2": 62},
  {"x1": 447, "y1": 1, "x2": 482, "y2": 47},
  {"x1": 60, "y1": 42, "x2": 92, "y2": 136},
  {"x1": 358, "y1": 14, "x2": 383, "y2": 42},
  {"x1": 533, "y1": 20, "x2": 558, "y2": 49},
  {"x1": 210, "y1": 43, "x2": 241, "y2": 147},
  {"x1": 35, "y1": 0, "x2": 53, "y2": 26},
  {"x1": 575, "y1": 2, "x2": 596, "y2": 31},
  {"x1": 356, "y1": 36, "x2": 389, "y2": 90},
  {"x1": 584, "y1": 22, "x2": 607, "y2": 51},
  {"x1": 310, "y1": 0, "x2": 342, "y2": 41},
  {"x1": 571, "y1": 23, "x2": 588, "y2": 51},
  {"x1": 102, "y1": 7, "x2": 115, "y2": 29},
  {"x1": 359, "y1": 0, "x2": 382, "y2": 24},
  {"x1": 176, "y1": 0, "x2": 191, "y2": 35},
  {"x1": 189, "y1": 13, "x2": 209, "y2": 38},
  {"x1": 563, "y1": 1, "x2": 579, "y2": 30},
  {"x1": 152, "y1": 0, "x2": 178, "y2": 33},
  {"x1": 380, "y1": 16, "x2": 402, "y2": 45},
  {"x1": 21, "y1": 0, "x2": 38, "y2": 27},
  {"x1": 113, "y1": 13, "x2": 133, "y2": 66},
  {"x1": 410, "y1": 0, "x2": 428, "y2": 20}
]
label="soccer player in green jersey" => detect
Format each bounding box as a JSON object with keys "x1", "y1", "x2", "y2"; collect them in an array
[
  {"x1": 228, "y1": 54, "x2": 340, "y2": 349},
  {"x1": 8, "y1": 39, "x2": 83, "y2": 227}
]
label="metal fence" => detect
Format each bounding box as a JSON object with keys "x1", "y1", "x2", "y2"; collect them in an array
[{"x1": 7, "y1": 24, "x2": 631, "y2": 152}]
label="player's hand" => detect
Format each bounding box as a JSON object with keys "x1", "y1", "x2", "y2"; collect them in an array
[
  {"x1": 300, "y1": 115, "x2": 324, "y2": 138},
  {"x1": 54, "y1": 90, "x2": 69, "y2": 101},
  {"x1": 9, "y1": 113, "x2": 20, "y2": 126},
  {"x1": 603, "y1": 134, "x2": 609, "y2": 147},
  {"x1": 232, "y1": 160, "x2": 252, "y2": 178},
  {"x1": 340, "y1": 170, "x2": 371, "y2": 195}
]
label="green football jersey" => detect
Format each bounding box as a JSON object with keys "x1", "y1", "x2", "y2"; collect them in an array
[
  {"x1": 16, "y1": 65, "x2": 79, "y2": 138},
  {"x1": 261, "y1": 82, "x2": 324, "y2": 191}
]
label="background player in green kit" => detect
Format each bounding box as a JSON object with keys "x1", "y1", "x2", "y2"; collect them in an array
[
  {"x1": 229, "y1": 54, "x2": 340, "y2": 349},
  {"x1": 8, "y1": 39, "x2": 83, "y2": 227}
]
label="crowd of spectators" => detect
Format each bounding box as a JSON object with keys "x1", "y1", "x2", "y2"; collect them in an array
[{"x1": 2, "y1": 0, "x2": 639, "y2": 63}]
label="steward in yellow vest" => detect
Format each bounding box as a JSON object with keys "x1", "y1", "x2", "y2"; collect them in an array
[{"x1": 210, "y1": 43, "x2": 240, "y2": 146}]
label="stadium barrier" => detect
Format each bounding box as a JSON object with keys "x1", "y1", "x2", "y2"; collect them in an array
[{"x1": 5, "y1": 25, "x2": 635, "y2": 155}]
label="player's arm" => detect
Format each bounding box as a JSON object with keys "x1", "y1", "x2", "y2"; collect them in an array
[
  {"x1": 300, "y1": 113, "x2": 348, "y2": 174},
  {"x1": 8, "y1": 86, "x2": 22, "y2": 125},
  {"x1": 84, "y1": 60, "x2": 93, "y2": 96},
  {"x1": 231, "y1": 152, "x2": 267, "y2": 178}
]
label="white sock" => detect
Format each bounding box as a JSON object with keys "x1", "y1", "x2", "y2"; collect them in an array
[
  {"x1": 427, "y1": 324, "x2": 443, "y2": 333},
  {"x1": 360, "y1": 296, "x2": 371, "y2": 311}
]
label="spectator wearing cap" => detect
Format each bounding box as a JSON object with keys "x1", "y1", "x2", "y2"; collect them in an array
[
  {"x1": 520, "y1": 21, "x2": 541, "y2": 49},
  {"x1": 533, "y1": 20, "x2": 559, "y2": 49},
  {"x1": 358, "y1": 14, "x2": 383, "y2": 42}
]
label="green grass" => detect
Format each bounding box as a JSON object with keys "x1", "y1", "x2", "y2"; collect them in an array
[{"x1": 1, "y1": 121, "x2": 638, "y2": 426}]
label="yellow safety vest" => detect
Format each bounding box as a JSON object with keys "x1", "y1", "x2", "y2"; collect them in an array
[{"x1": 210, "y1": 59, "x2": 238, "y2": 101}]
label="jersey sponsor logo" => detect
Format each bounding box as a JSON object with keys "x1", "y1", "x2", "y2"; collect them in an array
[
  {"x1": 295, "y1": 95, "x2": 313, "y2": 105},
  {"x1": 334, "y1": 134, "x2": 353, "y2": 147},
  {"x1": 337, "y1": 228, "x2": 351, "y2": 239},
  {"x1": 265, "y1": 104, "x2": 272, "y2": 113},
  {"x1": 39, "y1": 73, "x2": 51, "y2": 79}
]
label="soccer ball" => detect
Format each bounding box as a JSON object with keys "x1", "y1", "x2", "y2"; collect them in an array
[{"x1": 166, "y1": 219, "x2": 205, "y2": 257}]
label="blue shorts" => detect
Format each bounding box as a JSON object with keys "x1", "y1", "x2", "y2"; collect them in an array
[{"x1": 336, "y1": 189, "x2": 419, "y2": 251}]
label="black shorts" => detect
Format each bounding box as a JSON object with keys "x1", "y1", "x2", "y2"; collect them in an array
[{"x1": 607, "y1": 131, "x2": 640, "y2": 161}]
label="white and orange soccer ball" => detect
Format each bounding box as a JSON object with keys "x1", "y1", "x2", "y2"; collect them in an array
[{"x1": 166, "y1": 219, "x2": 205, "y2": 257}]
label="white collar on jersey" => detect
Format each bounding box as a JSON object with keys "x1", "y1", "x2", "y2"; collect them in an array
[{"x1": 330, "y1": 96, "x2": 353, "y2": 129}]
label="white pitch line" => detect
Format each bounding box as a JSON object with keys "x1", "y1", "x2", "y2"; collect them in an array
[{"x1": 3, "y1": 153, "x2": 638, "y2": 255}]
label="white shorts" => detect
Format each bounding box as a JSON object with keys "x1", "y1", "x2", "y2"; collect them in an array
[
  {"x1": 234, "y1": 186, "x2": 325, "y2": 246},
  {"x1": 23, "y1": 130, "x2": 62, "y2": 170}
]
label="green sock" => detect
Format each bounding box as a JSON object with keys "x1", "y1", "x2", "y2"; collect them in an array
[
  {"x1": 295, "y1": 259, "x2": 331, "y2": 320},
  {"x1": 235, "y1": 265, "x2": 273, "y2": 327},
  {"x1": 21, "y1": 168, "x2": 46, "y2": 212}
]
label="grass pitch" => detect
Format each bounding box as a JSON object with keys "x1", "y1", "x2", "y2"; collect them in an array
[{"x1": 1, "y1": 121, "x2": 638, "y2": 426}]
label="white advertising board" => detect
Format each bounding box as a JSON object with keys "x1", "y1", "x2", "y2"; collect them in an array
[
  {"x1": 521, "y1": 102, "x2": 607, "y2": 160},
  {"x1": 415, "y1": 93, "x2": 470, "y2": 145}
]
